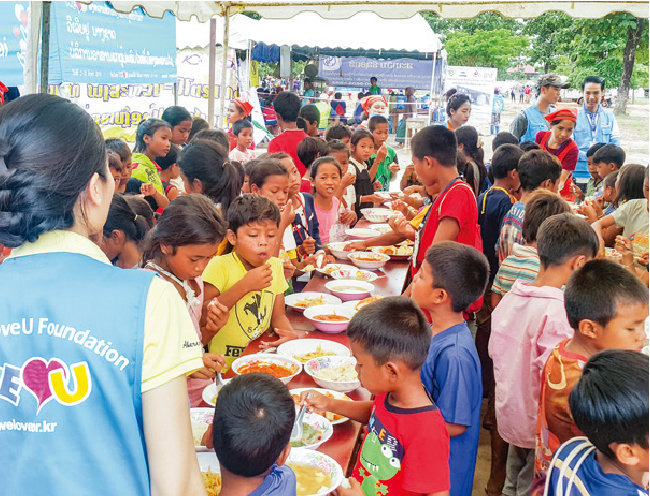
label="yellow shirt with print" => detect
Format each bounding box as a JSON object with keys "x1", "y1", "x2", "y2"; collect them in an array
[
  {"x1": 202, "y1": 253, "x2": 288, "y2": 369},
  {"x1": 410, "y1": 204, "x2": 431, "y2": 229}
]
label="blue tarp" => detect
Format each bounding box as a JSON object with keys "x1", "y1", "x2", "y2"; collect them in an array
[
  {"x1": 48, "y1": 1, "x2": 176, "y2": 84},
  {"x1": 0, "y1": 2, "x2": 30, "y2": 86},
  {"x1": 251, "y1": 43, "x2": 280, "y2": 64}
]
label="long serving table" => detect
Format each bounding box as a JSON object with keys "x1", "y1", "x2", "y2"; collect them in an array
[{"x1": 219, "y1": 255, "x2": 409, "y2": 475}]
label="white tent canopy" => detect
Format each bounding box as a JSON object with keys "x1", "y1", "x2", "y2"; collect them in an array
[{"x1": 176, "y1": 12, "x2": 441, "y2": 53}]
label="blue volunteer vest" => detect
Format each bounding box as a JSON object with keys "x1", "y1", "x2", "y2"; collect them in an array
[
  {"x1": 520, "y1": 105, "x2": 551, "y2": 143},
  {"x1": 0, "y1": 251, "x2": 155, "y2": 496}
]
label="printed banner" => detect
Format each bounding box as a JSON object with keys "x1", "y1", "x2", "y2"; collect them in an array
[
  {"x1": 318, "y1": 56, "x2": 443, "y2": 91},
  {"x1": 0, "y1": 2, "x2": 30, "y2": 86},
  {"x1": 48, "y1": 1, "x2": 176, "y2": 84},
  {"x1": 444, "y1": 65, "x2": 498, "y2": 131}
]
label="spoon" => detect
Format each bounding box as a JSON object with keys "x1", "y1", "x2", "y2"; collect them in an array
[{"x1": 291, "y1": 392, "x2": 312, "y2": 443}]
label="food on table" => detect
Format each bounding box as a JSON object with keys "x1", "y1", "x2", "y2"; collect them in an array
[
  {"x1": 376, "y1": 244, "x2": 413, "y2": 256},
  {"x1": 289, "y1": 422, "x2": 325, "y2": 448},
  {"x1": 350, "y1": 253, "x2": 385, "y2": 262},
  {"x1": 236, "y1": 360, "x2": 297, "y2": 378},
  {"x1": 294, "y1": 346, "x2": 338, "y2": 363},
  {"x1": 303, "y1": 265, "x2": 315, "y2": 272},
  {"x1": 330, "y1": 284, "x2": 367, "y2": 292},
  {"x1": 288, "y1": 462, "x2": 333, "y2": 496},
  {"x1": 355, "y1": 296, "x2": 383, "y2": 311},
  {"x1": 313, "y1": 362, "x2": 358, "y2": 383},
  {"x1": 192, "y1": 420, "x2": 211, "y2": 446},
  {"x1": 320, "y1": 264, "x2": 340, "y2": 275},
  {"x1": 312, "y1": 314, "x2": 350, "y2": 322},
  {"x1": 293, "y1": 295, "x2": 326, "y2": 309},
  {"x1": 291, "y1": 391, "x2": 351, "y2": 422},
  {"x1": 201, "y1": 471, "x2": 221, "y2": 496}
]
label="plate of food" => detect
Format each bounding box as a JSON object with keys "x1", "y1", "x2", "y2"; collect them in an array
[
  {"x1": 371, "y1": 244, "x2": 414, "y2": 260},
  {"x1": 327, "y1": 242, "x2": 354, "y2": 260},
  {"x1": 201, "y1": 379, "x2": 231, "y2": 407},
  {"x1": 330, "y1": 267, "x2": 379, "y2": 282},
  {"x1": 303, "y1": 304, "x2": 356, "y2": 333},
  {"x1": 191, "y1": 407, "x2": 214, "y2": 451},
  {"x1": 277, "y1": 339, "x2": 351, "y2": 363},
  {"x1": 289, "y1": 413, "x2": 333, "y2": 450},
  {"x1": 315, "y1": 263, "x2": 354, "y2": 276},
  {"x1": 353, "y1": 295, "x2": 384, "y2": 311},
  {"x1": 288, "y1": 448, "x2": 344, "y2": 496},
  {"x1": 344, "y1": 227, "x2": 380, "y2": 240},
  {"x1": 231, "y1": 354, "x2": 302, "y2": 384},
  {"x1": 371, "y1": 223, "x2": 393, "y2": 235},
  {"x1": 196, "y1": 452, "x2": 221, "y2": 496},
  {"x1": 285, "y1": 292, "x2": 342, "y2": 312},
  {"x1": 290, "y1": 387, "x2": 352, "y2": 424},
  {"x1": 360, "y1": 208, "x2": 393, "y2": 224},
  {"x1": 325, "y1": 280, "x2": 374, "y2": 301},
  {"x1": 304, "y1": 356, "x2": 360, "y2": 393},
  {"x1": 347, "y1": 251, "x2": 390, "y2": 270}
]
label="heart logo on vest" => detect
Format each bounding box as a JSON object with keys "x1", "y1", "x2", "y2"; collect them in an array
[{"x1": 21, "y1": 358, "x2": 67, "y2": 413}]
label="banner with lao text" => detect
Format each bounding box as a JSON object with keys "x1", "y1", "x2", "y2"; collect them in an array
[
  {"x1": 0, "y1": 2, "x2": 30, "y2": 86},
  {"x1": 445, "y1": 66, "x2": 497, "y2": 131}
]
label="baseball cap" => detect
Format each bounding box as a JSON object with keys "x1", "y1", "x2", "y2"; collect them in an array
[{"x1": 536, "y1": 74, "x2": 571, "y2": 90}]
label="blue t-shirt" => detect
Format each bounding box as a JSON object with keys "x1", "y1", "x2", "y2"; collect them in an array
[
  {"x1": 248, "y1": 464, "x2": 296, "y2": 496},
  {"x1": 421, "y1": 322, "x2": 483, "y2": 496},
  {"x1": 546, "y1": 437, "x2": 648, "y2": 496},
  {"x1": 477, "y1": 188, "x2": 513, "y2": 281}
]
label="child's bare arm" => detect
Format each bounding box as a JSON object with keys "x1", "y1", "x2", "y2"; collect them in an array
[
  {"x1": 345, "y1": 231, "x2": 405, "y2": 250},
  {"x1": 432, "y1": 217, "x2": 460, "y2": 243},
  {"x1": 217, "y1": 264, "x2": 273, "y2": 309},
  {"x1": 490, "y1": 291, "x2": 503, "y2": 310},
  {"x1": 262, "y1": 294, "x2": 304, "y2": 348},
  {"x1": 445, "y1": 422, "x2": 468, "y2": 437},
  {"x1": 200, "y1": 283, "x2": 228, "y2": 345},
  {"x1": 303, "y1": 391, "x2": 373, "y2": 423}
]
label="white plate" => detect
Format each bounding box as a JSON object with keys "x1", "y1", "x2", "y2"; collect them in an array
[
  {"x1": 315, "y1": 263, "x2": 354, "y2": 276},
  {"x1": 289, "y1": 387, "x2": 352, "y2": 424},
  {"x1": 330, "y1": 267, "x2": 379, "y2": 282},
  {"x1": 288, "y1": 448, "x2": 344, "y2": 496},
  {"x1": 201, "y1": 380, "x2": 231, "y2": 407},
  {"x1": 277, "y1": 339, "x2": 351, "y2": 363},
  {"x1": 371, "y1": 223, "x2": 392, "y2": 234},
  {"x1": 341, "y1": 296, "x2": 383, "y2": 312},
  {"x1": 191, "y1": 407, "x2": 214, "y2": 451},
  {"x1": 345, "y1": 227, "x2": 380, "y2": 239},
  {"x1": 285, "y1": 292, "x2": 342, "y2": 311},
  {"x1": 290, "y1": 412, "x2": 333, "y2": 450}
]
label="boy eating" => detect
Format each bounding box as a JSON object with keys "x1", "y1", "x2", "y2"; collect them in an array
[
  {"x1": 304, "y1": 297, "x2": 450, "y2": 496},
  {"x1": 592, "y1": 143, "x2": 625, "y2": 181},
  {"x1": 368, "y1": 115, "x2": 399, "y2": 191},
  {"x1": 411, "y1": 241, "x2": 489, "y2": 496}
]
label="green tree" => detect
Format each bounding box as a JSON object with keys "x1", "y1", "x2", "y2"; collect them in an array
[
  {"x1": 422, "y1": 11, "x2": 522, "y2": 38},
  {"x1": 524, "y1": 12, "x2": 575, "y2": 73}
]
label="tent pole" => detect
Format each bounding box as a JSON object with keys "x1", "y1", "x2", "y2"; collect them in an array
[
  {"x1": 207, "y1": 18, "x2": 217, "y2": 127},
  {"x1": 218, "y1": 6, "x2": 231, "y2": 129},
  {"x1": 25, "y1": 1, "x2": 43, "y2": 95},
  {"x1": 39, "y1": 1, "x2": 51, "y2": 94},
  {"x1": 428, "y1": 50, "x2": 437, "y2": 124}
]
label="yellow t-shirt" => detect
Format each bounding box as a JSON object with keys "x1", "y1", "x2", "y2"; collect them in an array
[
  {"x1": 7, "y1": 230, "x2": 204, "y2": 393},
  {"x1": 202, "y1": 253, "x2": 288, "y2": 369},
  {"x1": 409, "y1": 204, "x2": 431, "y2": 229}
]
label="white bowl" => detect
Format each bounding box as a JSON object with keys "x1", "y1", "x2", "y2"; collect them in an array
[
  {"x1": 325, "y1": 280, "x2": 374, "y2": 301},
  {"x1": 304, "y1": 356, "x2": 360, "y2": 393},
  {"x1": 303, "y1": 304, "x2": 356, "y2": 333},
  {"x1": 287, "y1": 448, "x2": 344, "y2": 496},
  {"x1": 330, "y1": 267, "x2": 379, "y2": 282},
  {"x1": 277, "y1": 339, "x2": 351, "y2": 363},
  {"x1": 289, "y1": 387, "x2": 352, "y2": 424},
  {"x1": 290, "y1": 412, "x2": 333, "y2": 450},
  {"x1": 231, "y1": 354, "x2": 302, "y2": 385},
  {"x1": 327, "y1": 241, "x2": 354, "y2": 260},
  {"x1": 347, "y1": 251, "x2": 390, "y2": 270},
  {"x1": 191, "y1": 407, "x2": 214, "y2": 451},
  {"x1": 372, "y1": 223, "x2": 392, "y2": 234},
  {"x1": 345, "y1": 227, "x2": 380, "y2": 240},
  {"x1": 201, "y1": 379, "x2": 231, "y2": 407},
  {"x1": 285, "y1": 292, "x2": 342, "y2": 312},
  {"x1": 361, "y1": 208, "x2": 393, "y2": 224}
]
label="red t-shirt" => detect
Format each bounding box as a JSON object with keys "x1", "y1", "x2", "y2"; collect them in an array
[
  {"x1": 351, "y1": 393, "x2": 450, "y2": 496},
  {"x1": 413, "y1": 179, "x2": 482, "y2": 275},
  {"x1": 268, "y1": 128, "x2": 309, "y2": 176},
  {"x1": 535, "y1": 131, "x2": 579, "y2": 200}
]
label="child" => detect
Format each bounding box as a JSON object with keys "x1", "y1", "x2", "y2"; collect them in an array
[
  {"x1": 310, "y1": 157, "x2": 357, "y2": 245},
  {"x1": 268, "y1": 91, "x2": 309, "y2": 176},
  {"x1": 131, "y1": 118, "x2": 172, "y2": 194},
  {"x1": 297, "y1": 136, "x2": 328, "y2": 192},
  {"x1": 592, "y1": 143, "x2": 625, "y2": 181},
  {"x1": 349, "y1": 129, "x2": 383, "y2": 216},
  {"x1": 212, "y1": 374, "x2": 297, "y2": 495},
  {"x1": 156, "y1": 144, "x2": 180, "y2": 202},
  {"x1": 100, "y1": 194, "x2": 150, "y2": 269},
  {"x1": 531, "y1": 260, "x2": 648, "y2": 494},
  {"x1": 545, "y1": 350, "x2": 649, "y2": 495},
  {"x1": 143, "y1": 194, "x2": 229, "y2": 406},
  {"x1": 326, "y1": 139, "x2": 357, "y2": 211},
  {"x1": 491, "y1": 190, "x2": 571, "y2": 307},
  {"x1": 497, "y1": 150, "x2": 562, "y2": 263},
  {"x1": 489, "y1": 213, "x2": 599, "y2": 496},
  {"x1": 477, "y1": 144, "x2": 523, "y2": 280},
  {"x1": 325, "y1": 122, "x2": 351, "y2": 143},
  {"x1": 456, "y1": 126, "x2": 486, "y2": 196},
  {"x1": 192, "y1": 128, "x2": 230, "y2": 151},
  {"x1": 299, "y1": 104, "x2": 320, "y2": 137},
  {"x1": 189, "y1": 116, "x2": 209, "y2": 142},
  {"x1": 368, "y1": 115, "x2": 399, "y2": 191},
  {"x1": 124, "y1": 196, "x2": 155, "y2": 229},
  {"x1": 229, "y1": 119, "x2": 256, "y2": 164},
  {"x1": 107, "y1": 150, "x2": 124, "y2": 192},
  {"x1": 303, "y1": 297, "x2": 451, "y2": 496},
  {"x1": 572, "y1": 143, "x2": 606, "y2": 201},
  {"x1": 161, "y1": 105, "x2": 192, "y2": 147},
  {"x1": 330, "y1": 92, "x2": 347, "y2": 122},
  {"x1": 106, "y1": 138, "x2": 140, "y2": 197},
  {"x1": 411, "y1": 242, "x2": 489, "y2": 496},
  {"x1": 201, "y1": 195, "x2": 299, "y2": 368},
  {"x1": 534, "y1": 108, "x2": 579, "y2": 200},
  {"x1": 226, "y1": 97, "x2": 255, "y2": 151}
]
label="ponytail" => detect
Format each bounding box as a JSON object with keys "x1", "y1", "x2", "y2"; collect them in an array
[{"x1": 103, "y1": 194, "x2": 149, "y2": 244}]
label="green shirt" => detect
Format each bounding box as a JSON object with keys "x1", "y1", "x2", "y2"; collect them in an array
[
  {"x1": 367, "y1": 146, "x2": 398, "y2": 191},
  {"x1": 130, "y1": 153, "x2": 163, "y2": 194}
]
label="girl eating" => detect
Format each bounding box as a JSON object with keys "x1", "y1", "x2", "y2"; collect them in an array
[
  {"x1": 131, "y1": 118, "x2": 172, "y2": 197},
  {"x1": 349, "y1": 129, "x2": 383, "y2": 216}
]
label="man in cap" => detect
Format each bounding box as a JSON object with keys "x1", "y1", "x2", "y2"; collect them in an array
[
  {"x1": 572, "y1": 76, "x2": 620, "y2": 190},
  {"x1": 510, "y1": 74, "x2": 570, "y2": 143}
]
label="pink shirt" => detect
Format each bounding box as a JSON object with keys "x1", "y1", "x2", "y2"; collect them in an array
[
  {"x1": 314, "y1": 197, "x2": 340, "y2": 244},
  {"x1": 488, "y1": 279, "x2": 573, "y2": 448}
]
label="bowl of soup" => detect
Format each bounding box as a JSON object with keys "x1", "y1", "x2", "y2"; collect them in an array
[
  {"x1": 361, "y1": 208, "x2": 393, "y2": 224},
  {"x1": 347, "y1": 251, "x2": 390, "y2": 270},
  {"x1": 287, "y1": 448, "x2": 344, "y2": 496},
  {"x1": 231, "y1": 354, "x2": 302, "y2": 385},
  {"x1": 303, "y1": 304, "x2": 356, "y2": 333},
  {"x1": 325, "y1": 280, "x2": 374, "y2": 301}
]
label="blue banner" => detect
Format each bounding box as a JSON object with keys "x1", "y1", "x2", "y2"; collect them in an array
[
  {"x1": 49, "y1": 2, "x2": 176, "y2": 84},
  {"x1": 0, "y1": 2, "x2": 30, "y2": 86},
  {"x1": 318, "y1": 56, "x2": 444, "y2": 91}
]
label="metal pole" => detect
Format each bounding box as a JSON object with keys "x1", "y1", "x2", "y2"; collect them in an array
[
  {"x1": 39, "y1": 1, "x2": 51, "y2": 94},
  {"x1": 218, "y1": 6, "x2": 231, "y2": 129},
  {"x1": 207, "y1": 18, "x2": 217, "y2": 127},
  {"x1": 428, "y1": 50, "x2": 437, "y2": 124},
  {"x1": 25, "y1": 1, "x2": 43, "y2": 94}
]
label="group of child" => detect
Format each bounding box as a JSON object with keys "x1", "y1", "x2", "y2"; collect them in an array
[{"x1": 91, "y1": 94, "x2": 648, "y2": 496}]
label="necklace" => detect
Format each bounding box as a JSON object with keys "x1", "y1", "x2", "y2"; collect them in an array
[{"x1": 145, "y1": 261, "x2": 201, "y2": 311}]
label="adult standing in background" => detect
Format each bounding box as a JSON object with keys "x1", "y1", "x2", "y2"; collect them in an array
[
  {"x1": 491, "y1": 89, "x2": 505, "y2": 135},
  {"x1": 510, "y1": 74, "x2": 570, "y2": 143},
  {"x1": 572, "y1": 76, "x2": 621, "y2": 190},
  {"x1": 368, "y1": 77, "x2": 381, "y2": 95}
]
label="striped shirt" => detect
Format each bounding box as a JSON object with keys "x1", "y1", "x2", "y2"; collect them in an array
[
  {"x1": 491, "y1": 244, "x2": 540, "y2": 296},
  {"x1": 497, "y1": 200, "x2": 526, "y2": 263}
]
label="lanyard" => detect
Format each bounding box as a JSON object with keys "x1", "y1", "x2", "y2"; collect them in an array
[
  {"x1": 481, "y1": 186, "x2": 511, "y2": 214},
  {"x1": 584, "y1": 105, "x2": 599, "y2": 137}
]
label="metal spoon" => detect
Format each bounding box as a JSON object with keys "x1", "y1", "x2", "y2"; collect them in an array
[{"x1": 290, "y1": 392, "x2": 312, "y2": 443}]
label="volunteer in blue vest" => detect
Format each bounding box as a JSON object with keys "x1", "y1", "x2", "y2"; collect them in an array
[
  {"x1": 0, "y1": 94, "x2": 211, "y2": 495},
  {"x1": 510, "y1": 74, "x2": 570, "y2": 143},
  {"x1": 572, "y1": 75, "x2": 621, "y2": 190}
]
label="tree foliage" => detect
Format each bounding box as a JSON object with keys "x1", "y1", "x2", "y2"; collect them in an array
[{"x1": 523, "y1": 12, "x2": 574, "y2": 73}]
